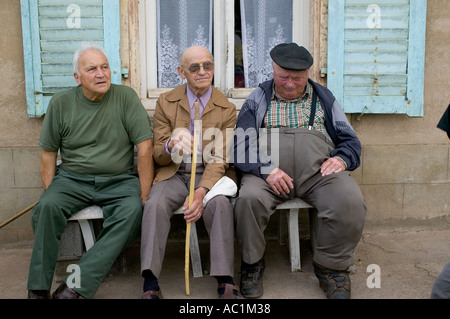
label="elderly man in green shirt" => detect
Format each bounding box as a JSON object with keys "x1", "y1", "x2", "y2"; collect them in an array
[{"x1": 27, "y1": 42, "x2": 154, "y2": 299}]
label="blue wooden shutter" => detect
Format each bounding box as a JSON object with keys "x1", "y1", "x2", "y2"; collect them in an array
[
  {"x1": 327, "y1": 0, "x2": 427, "y2": 117},
  {"x1": 20, "y1": 0, "x2": 121, "y2": 118}
]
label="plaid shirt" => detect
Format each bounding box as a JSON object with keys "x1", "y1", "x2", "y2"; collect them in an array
[{"x1": 265, "y1": 82, "x2": 331, "y2": 142}]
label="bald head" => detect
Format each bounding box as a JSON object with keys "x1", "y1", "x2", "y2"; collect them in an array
[
  {"x1": 179, "y1": 46, "x2": 213, "y2": 66},
  {"x1": 177, "y1": 46, "x2": 215, "y2": 97}
]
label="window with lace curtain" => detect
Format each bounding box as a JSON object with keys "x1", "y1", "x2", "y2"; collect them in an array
[
  {"x1": 140, "y1": 0, "x2": 310, "y2": 101},
  {"x1": 239, "y1": 0, "x2": 293, "y2": 88},
  {"x1": 157, "y1": 0, "x2": 213, "y2": 88}
]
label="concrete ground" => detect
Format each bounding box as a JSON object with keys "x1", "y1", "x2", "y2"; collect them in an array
[{"x1": 0, "y1": 218, "x2": 449, "y2": 301}]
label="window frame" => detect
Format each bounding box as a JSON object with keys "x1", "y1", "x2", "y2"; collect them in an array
[{"x1": 139, "y1": 0, "x2": 311, "y2": 106}]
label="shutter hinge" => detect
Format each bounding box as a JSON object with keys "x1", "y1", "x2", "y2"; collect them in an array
[
  {"x1": 320, "y1": 68, "x2": 328, "y2": 78},
  {"x1": 121, "y1": 68, "x2": 129, "y2": 79}
]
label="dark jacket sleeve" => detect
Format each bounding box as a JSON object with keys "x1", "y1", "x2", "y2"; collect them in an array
[
  {"x1": 328, "y1": 101, "x2": 362, "y2": 171},
  {"x1": 234, "y1": 84, "x2": 276, "y2": 179},
  {"x1": 234, "y1": 96, "x2": 264, "y2": 178},
  {"x1": 311, "y1": 81, "x2": 362, "y2": 171}
]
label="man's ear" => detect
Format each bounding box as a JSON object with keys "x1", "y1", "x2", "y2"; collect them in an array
[
  {"x1": 177, "y1": 66, "x2": 186, "y2": 79},
  {"x1": 74, "y1": 72, "x2": 82, "y2": 85}
]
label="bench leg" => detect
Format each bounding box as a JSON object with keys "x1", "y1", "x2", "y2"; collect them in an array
[
  {"x1": 189, "y1": 222, "x2": 203, "y2": 278},
  {"x1": 308, "y1": 208, "x2": 318, "y2": 257},
  {"x1": 77, "y1": 220, "x2": 96, "y2": 251},
  {"x1": 278, "y1": 210, "x2": 288, "y2": 245},
  {"x1": 288, "y1": 209, "x2": 301, "y2": 271}
]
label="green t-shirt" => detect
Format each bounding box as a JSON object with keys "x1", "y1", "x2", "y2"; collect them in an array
[{"x1": 39, "y1": 84, "x2": 153, "y2": 176}]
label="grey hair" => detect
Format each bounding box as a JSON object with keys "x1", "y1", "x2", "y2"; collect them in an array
[{"x1": 73, "y1": 42, "x2": 108, "y2": 75}]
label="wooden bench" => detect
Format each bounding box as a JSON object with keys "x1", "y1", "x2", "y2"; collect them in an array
[
  {"x1": 230, "y1": 197, "x2": 317, "y2": 272},
  {"x1": 275, "y1": 198, "x2": 317, "y2": 272},
  {"x1": 59, "y1": 147, "x2": 204, "y2": 278},
  {"x1": 62, "y1": 145, "x2": 315, "y2": 276},
  {"x1": 68, "y1": 196, "x2": 315, "y2": 276},
  {"x1": 67, "y1": 205, "x2": 204, "y2": 278}
]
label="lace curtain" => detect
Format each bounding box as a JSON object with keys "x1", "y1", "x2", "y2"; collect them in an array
[
  {"x1": 157, "y1": 0, "x2": 213, "y2": 88},
  {"x1": 240, "y1": 0, "x2": 293, "y2": 88}
]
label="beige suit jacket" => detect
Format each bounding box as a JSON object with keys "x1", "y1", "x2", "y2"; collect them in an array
[{"x1": 152, "y1": 84, "x2": 236, "y2": 191}]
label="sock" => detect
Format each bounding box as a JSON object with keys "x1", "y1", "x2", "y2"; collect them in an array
[
  {"x1": 216, "y1": 276, "x2": 237, "y2": 296},
  {"x1": 142, "y1": 270, "x2": 159, "y2": 293}
]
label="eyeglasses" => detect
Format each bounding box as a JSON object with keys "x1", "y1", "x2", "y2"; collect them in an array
[{"x1": 184, "y1": 61, "x2": 214, "y2": 74}]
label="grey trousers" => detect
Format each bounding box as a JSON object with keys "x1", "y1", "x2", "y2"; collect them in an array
[
  {"x1": 234, "y1": 128, "x2": 366, "y2": 271},
  {"x1": 140, "y1": 167, "x2": 235, "y2": 278}
]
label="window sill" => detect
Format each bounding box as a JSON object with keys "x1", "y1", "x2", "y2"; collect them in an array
[{"x1": 143, "y1": 88, "x2": 256, "y2": 111}]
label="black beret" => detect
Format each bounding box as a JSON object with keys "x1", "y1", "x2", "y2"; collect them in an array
[{"x1": 270, "y1": 43, "x2": 313, "y2": 71}]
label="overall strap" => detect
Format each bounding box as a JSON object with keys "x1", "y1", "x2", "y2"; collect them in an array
[{"x1": 308, "y1": 89, "x2": 318, "y2": 130}]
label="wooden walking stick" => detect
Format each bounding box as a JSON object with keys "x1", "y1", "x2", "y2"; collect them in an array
[
  {"x1": 0, "y1": 201, "x2": 37, "y2": 229},
  {"x1": 185, "y1": 100, "x2": 200, "y2": 296}
]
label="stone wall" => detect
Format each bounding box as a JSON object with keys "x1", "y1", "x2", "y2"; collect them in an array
[{"x1": 0, "y1": 0, "x2": 449, "y2": 248}]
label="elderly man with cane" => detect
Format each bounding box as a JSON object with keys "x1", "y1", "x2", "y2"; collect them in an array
[{"x1": 139, "y1": 46, "x2": 238, "y2": 299}]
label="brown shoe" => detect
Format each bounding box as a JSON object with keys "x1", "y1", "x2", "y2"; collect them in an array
[
  {"x1": 141, "y1": 289, "x2": 163, "y2": 299},
  {"x1": 218, "y1": 283, "x2": 239, "y2": 299},
  {"x1": 52, "y1": 282, "x2": 81, "y2": 299},
  {"x1": 28, "y1": 290, "x2": 50, "y2": 299}
]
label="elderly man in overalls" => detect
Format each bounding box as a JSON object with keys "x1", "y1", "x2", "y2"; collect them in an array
[{"x1": 233, "y1": 43, "x2": 367, "y2": 299}]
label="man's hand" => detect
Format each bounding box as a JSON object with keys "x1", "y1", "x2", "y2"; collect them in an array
[
  {"x1": 266, "y1": 168, "x2": 294, "y2": 195},
  {"x1": 168, "y1": 128, "x2": 193, "y2": 155},
  {"x1": 320, "y1": 157, "x2": 346, "y2": 176},
  {"x1": 183, "y1": 187, "x2": 207, "y2": 223}
]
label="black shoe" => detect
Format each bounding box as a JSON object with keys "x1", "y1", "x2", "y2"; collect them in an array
[
  {"x1": 313, "y1": 262, "x2": 351, "y2": 299},
  {"x1": 28, "y1": 290, "x2": 50, "y2": 299},
  {"x1": 240, "y1": 258, "x2": 265, "y2": 298},
  {"x1": 51, "y1": 282, "x2": 81, "y2": 299}
]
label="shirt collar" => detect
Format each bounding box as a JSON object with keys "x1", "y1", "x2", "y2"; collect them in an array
[
  {"x1": 186, "y1": 85, "x2": 213, "y2": 110},
  {"x1": 272, "y1": 82, "x2": 311, "y2": 102}
]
